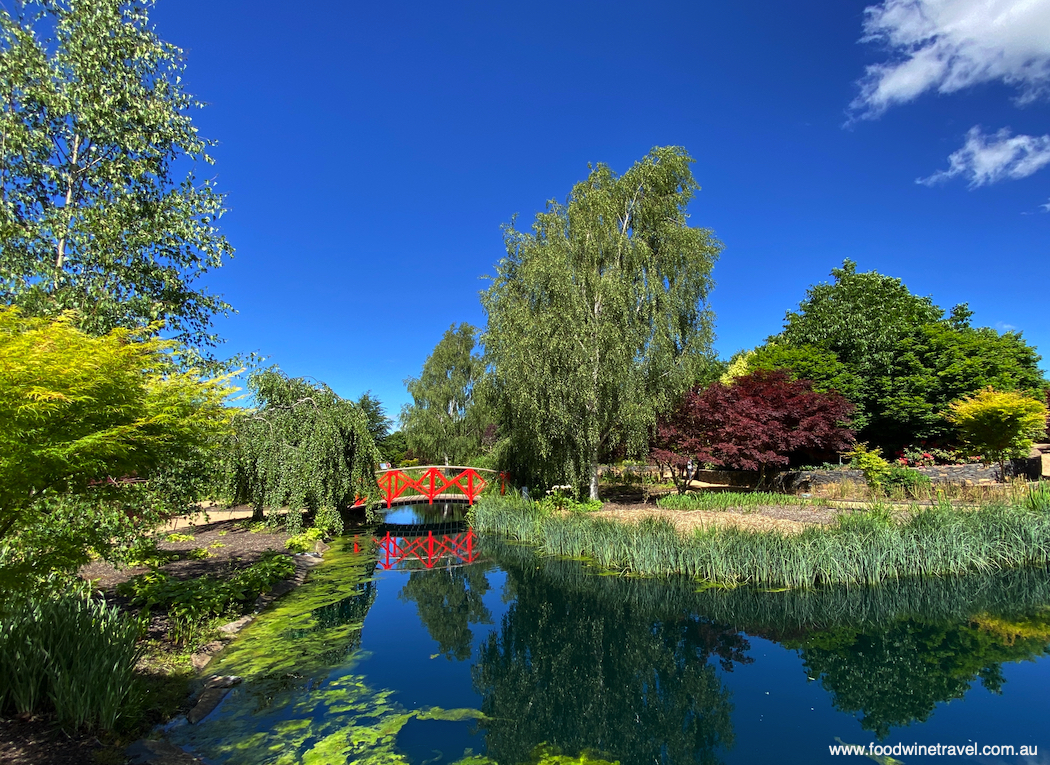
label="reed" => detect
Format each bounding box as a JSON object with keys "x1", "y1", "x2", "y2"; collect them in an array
[
  {"x1": 473, "y1": 494, "x2": 1050, "y2": 588},
  {"x1": 0, "y1": 594, "x2": 142, "y2": 731},
  {"x1": 483, "y1": 535, "x2": 1050, "y2": 634},
  {"x1": 657, "y1": 491, "x2": 819, "y2": 512}
]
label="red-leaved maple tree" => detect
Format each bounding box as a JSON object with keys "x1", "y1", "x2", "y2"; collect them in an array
[{"x1": 652, "y1": 369, "x2": 855, "y2": 491}]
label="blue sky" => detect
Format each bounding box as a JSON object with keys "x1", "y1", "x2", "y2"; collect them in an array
[{"x1": 153, "y1": 0, "x2": 1050, "y2": 416}]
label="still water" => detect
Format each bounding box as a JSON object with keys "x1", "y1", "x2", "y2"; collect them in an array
[{"x1": 171, "y1": 505, "x2": 1050, "y2": 764}]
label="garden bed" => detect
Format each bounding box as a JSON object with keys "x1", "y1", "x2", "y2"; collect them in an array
[{"x1": 1, "y1": 517, "x2": 298, "y2": 765}]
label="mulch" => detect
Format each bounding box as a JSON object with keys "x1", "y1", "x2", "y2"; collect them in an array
[{"x1": 1, "y1": 516, "x2": 294, "y2": 765}]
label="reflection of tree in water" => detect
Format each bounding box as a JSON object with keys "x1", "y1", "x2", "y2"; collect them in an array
[
  {"x1": 398, "y1": 564, "x2": 493, "y2": 660},
  {"x1": 789, "y1": 613, "x2": 1050, "y2": 740},
  {"x1": 472, "y1": 544, "x2": 746, "y2": 765}
]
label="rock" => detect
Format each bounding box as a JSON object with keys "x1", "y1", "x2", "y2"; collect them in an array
[
  {"x1": 315, "y1": 540, "x2": 331, "y2": 554},
  {"x1": 204, "y1": 674, "x2": 242, "y2": 690},
  {"x1": 187, "y1": 687, "x2": 230, "y2": 724},
  {"x1": 126, "y1": 737, "x2": 204, "y2": 764},
  {"x1": 190, "y1": 640, "x2": 226, "y2": 671},
  {"x1": 218, "y1": 615, "x2": 253, "y2": 635}
]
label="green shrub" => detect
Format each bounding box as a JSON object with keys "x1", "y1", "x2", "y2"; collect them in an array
[
  {"x1": 882, "y1": 466, "x2": 932, "y2": 499},
  {"x1": 847, "y1": 444, "x2": 890, "y2": 486},
  {"x1": 0, "y1": 594, "x2": 142, "y2": 731},
  {"x1": 537, "y1": 485, "x2": 602, "y2": 514},
  {"x1": 286, "y1": 527, "x2": 323, "y2": 553},
  {"x1": 118, "y1": 552, "x2": 295, "y2": 644}
]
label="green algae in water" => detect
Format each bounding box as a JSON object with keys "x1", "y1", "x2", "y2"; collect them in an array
[{"x1": 169, "y1": 541, "x2": 487, "y2": 764}]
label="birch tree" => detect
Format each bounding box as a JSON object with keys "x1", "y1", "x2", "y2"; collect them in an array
[
  {"x1": 482, "y1": 146, "x2": 722, "y2": 499},
  {"x1": 401, "y1": 323, "x2": 487, "y2": 465},
  {"x1": 0, "y1": 0, "x2": 232, "y2": 348}
]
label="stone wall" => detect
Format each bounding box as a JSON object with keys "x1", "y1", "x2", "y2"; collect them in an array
[{"x1": 776, "y1": 459, "x2": 1039, "y2": 493}]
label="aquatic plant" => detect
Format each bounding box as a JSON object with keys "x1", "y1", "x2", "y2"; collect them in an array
[
  {"x1": 0, "y1": 593, "x2": 142, "y2": 731},
  {"x1": 473, "y1": 494, "x2": 1050, "y2": 587},
  {"x1": 170, "y1": 541, "x2": 491, "y2": 764}
]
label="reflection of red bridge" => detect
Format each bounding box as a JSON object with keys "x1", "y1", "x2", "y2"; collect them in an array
[
  {"x1": 354, "y1": 527, "x2": 479, "y2": 571},
  {"x1": 354, "y1": 466, "x2": 504, "y2": 509}
]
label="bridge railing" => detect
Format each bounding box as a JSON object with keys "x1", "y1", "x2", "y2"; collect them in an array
[{"x1": 354, "y1": 466, "x2": 506, "y2": 509}]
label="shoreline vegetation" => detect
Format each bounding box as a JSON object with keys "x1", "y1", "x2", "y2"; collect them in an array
[{"x1": 470, "y1": 485, "x2": 1050, "y2": 588}]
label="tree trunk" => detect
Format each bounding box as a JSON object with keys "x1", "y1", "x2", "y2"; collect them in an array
[
  {"x1": 251, "y1": 505, "x2": 265, "y2": 522},
  {"x1": 589, "y1": 458, "x2": 599, "y2": 502}
]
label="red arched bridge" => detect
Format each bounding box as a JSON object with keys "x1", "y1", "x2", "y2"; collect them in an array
[
  {"x1": 353, "y1": 466, "x2": 506, "y2": 509},
  {"x1": 353, "y1": 519, "x2": 479, "y2": 571}
]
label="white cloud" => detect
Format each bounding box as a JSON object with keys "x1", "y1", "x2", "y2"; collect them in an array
[
  {"x1": 917, "y1": 126, "x2": 1050, "y2": 186},
  {"x1": 851, "y1": 0, "x2": 1050, "y2": 118},
  {"x1": 1041, "y1": 198, "x2": 1050, "y2": 210}
]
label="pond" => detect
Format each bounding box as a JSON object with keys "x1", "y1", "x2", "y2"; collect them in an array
[{"x1": 170, "y1": 504, "x2": 1050, "y2": 764}]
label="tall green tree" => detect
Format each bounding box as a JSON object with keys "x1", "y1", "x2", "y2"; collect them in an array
[
  {"x1": 401, "y1": 323, "x2": 487, "y2": 466},
  {"x1": 482, "y1": 146, "x2": 721, "y2": 499},
  {"x1": 873, "y1": 323, "x2": 1048, "y2": 445},
  {"x1": 779, "y1": 260, "x2": 942, "y2": 384},
  {"x1": 0, "y1": 0, "x2": 232, "y2": 348},
  {"x1": 220, "y1": 369, "x2": 381, "y2": 532}
]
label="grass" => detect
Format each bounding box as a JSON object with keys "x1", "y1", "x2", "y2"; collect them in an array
[
  {"x1": 0, "y1": 593, "x2": 142, "y2": 732},
  {"x1": 472, "y1": 490, "x2": 1050, "y2": 588},
  {"x1": 657, "y1": 490, "x2": 821, "y2": 512}
]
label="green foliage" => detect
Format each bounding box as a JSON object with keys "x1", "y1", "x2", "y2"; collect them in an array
[
  {"x1": 218, "y1": 368, "x2": 382, "y2": 533},
  {"x1": 473, "y1": 494, "x2": 1050, "y2": 588},
  {"x1": 0, "y1": 0, "x2": 233, "y2": 348},
  {"x1": 873, "y1": 322, "x2": 1047, "y2": 445},
  {"x1": 165, "y1": 533, "x2": 195, "y2": 543},
  {"x1": 847, "y1": 443, "x2": 891, "y2": 486},
  {"x1": 401, "y1": 322, "x2": 489, "y2": 466},
  {"x1": 657, "y1": 491, "x2": 818, "y2": 512},
  {"x1": 747, "y1": 342, "x2": 866, "y2": 425},
  {"x1": 881, "y1": 466, "x2": 932, "y2": 498},
  {"x1": 780, "y1": 259, "x2": 942, "y2": 382},
  {"x1": 286, "y1": 527, "x2": 323, "y2": 553},
  {"x1": 0, "y1": 593, "x2": 142, "y2": 731},
  {"x1": 949, "y1": 387, "x2": 1048, "y2": 480},
  {"x1": 118, "y1": 551, "x2": 295, "y2": 644},
  {"x1": 482, "y1": 146, "x2": 722, "y2": 500},
  {"x1": 0, "y1": 308, "x2": 233, "y2": 587},
  {"x1": 537, "y1": 485, "x2": 603, "y2": 514},
  {"x1": 771, "y1": 262, "x2": 1048, "y2": 451}
]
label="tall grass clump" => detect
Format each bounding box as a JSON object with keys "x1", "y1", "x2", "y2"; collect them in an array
[
  {"x1": 472, "y1": 494, "x2": 1050, "y2": 588},
  {"x1": 657, "y1": 491, "x2": 819, "y2": 512},
  {"x1": 0, "y1": 594, "x2": 142, "y2": 731}
]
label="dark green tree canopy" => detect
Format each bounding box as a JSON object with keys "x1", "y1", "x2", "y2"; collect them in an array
[
  {"x1": 482, "y1": 146, "x2": 722, "y2": 498},
  {"x1": 0, "y1": 0, "x2": 232, "y2": 347},
  {"x1": 220, "y1": 368, "x2": 381, "y2": 532},
  {"x1": 401, "y1": 323, "x2": 488, "y2": 466},
  {"x1": 780, "y1": 260, "x2": 942, "y2": 382},
  {"x1": 873, "y1": 323, "x2": 1048, "y2": 445},
  {"x1": 770, "y1": 261, "x2": 1047, "y2": 450}
]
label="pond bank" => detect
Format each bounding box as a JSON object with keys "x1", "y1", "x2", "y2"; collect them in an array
[{"x1": 471, "y1": 493, "x2": 1050, "y2": 587}]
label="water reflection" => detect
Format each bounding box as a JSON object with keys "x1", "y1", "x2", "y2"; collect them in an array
[
  {"x1": 171, "y1": 505, "x2": 1050, "y2": 764},
  {"x1": 399, "y1": 564, "x2": 494, "y2": 661},
  {"x1": 472, "y1": 541, "x2": 744, "y2": 765}
]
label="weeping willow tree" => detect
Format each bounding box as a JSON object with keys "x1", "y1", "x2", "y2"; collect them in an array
[
  {"x1": 482, "y1": 146, "x2": 722, "y2": 499},
  {"x1": 220, "y1": 369, "x2": 381, "y2": 532}
]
